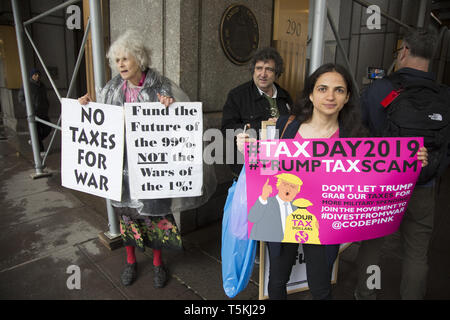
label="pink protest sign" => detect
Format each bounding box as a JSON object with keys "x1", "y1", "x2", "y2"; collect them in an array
[{"x1": 244, "y1": 137, "x2": 423, "y2": 244}]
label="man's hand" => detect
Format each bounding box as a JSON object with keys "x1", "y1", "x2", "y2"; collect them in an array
[
  {"x1": 236, "y1": 132, "x2": 256, "y2": 154},
  {"x1": 261, "y1": 178, "x2": 272, "y2": 201}
]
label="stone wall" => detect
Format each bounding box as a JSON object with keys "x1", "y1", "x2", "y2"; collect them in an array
[{"x1": 109, "y1": 0, "x2": 273, "y2": 128}]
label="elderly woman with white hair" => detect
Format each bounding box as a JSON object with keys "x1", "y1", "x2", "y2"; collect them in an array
[{"x1": 79, "y1": 30, "x2": 190, "y2": 288}]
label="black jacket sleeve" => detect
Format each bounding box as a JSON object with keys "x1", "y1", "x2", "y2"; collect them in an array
[{"x1": 221, "y1": 90, "x2": 247, "y2": 134}]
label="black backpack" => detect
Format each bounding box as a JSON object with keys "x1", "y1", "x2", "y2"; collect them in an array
[{"x1": 382, "y1": 74, "x2": 450, "y2": 184}]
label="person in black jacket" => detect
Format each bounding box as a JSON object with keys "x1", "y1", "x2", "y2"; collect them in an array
[
  {"x1": 221, "y1": 47, "x2": 293, "y2": 177},
  {"x1": 18, "y1": 68, "x2": 51, "y2": 154},
  {"x1": 354, "y1": 28, "x2": 447, "y2": 300}
]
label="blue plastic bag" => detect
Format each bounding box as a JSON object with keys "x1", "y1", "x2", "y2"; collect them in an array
[
  {"x1": 221, "y1": 167, "x2": 256, "y2": 298},
  {"x1": 230, "y1": 164, "x2": 250, "y2": 240}
]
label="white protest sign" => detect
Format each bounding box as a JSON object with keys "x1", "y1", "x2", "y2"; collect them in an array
[
  {"x1": 61, "y1": 98, "x2": 124, "y2": 201},
  {"x1": 124, "y1": 102, "x2": 203, "y2": 199}
]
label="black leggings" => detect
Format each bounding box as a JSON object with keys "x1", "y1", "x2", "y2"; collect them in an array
[
  {"x1": 303, "y1": 244, "x2": 339, "y2": 299},
  {"x1": 267, "y1": 242, "x2": 339, "y2": 300}
]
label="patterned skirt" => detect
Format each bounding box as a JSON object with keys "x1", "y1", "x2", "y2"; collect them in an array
[{"x1": 116, "y1": 207, "x2": 182, "y2": 251}]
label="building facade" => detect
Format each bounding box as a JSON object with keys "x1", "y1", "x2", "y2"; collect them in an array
[{"x1": 1, "y1": 0, "x2": 449, "y2": 233}]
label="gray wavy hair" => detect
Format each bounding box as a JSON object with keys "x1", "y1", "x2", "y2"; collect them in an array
[{"x1": 106, "y1": 30, "x2": 152, "y2": 71}]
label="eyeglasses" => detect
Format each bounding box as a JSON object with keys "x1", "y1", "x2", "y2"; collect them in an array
[{"x1": 393, "y1": 46, "x2": 409, "y2": 59}]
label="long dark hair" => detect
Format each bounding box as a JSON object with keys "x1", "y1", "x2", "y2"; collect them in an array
[{"x1": 291, "y1": 63, "x2": 365, "y2": 137}]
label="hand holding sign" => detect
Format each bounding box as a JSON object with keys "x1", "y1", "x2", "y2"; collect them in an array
[
  {"x1": 417, "y1": 147, "x2": 428, "y2": 167},
  {"x1": 157, "y1": 93, "x2": 174, "y2": 107}
]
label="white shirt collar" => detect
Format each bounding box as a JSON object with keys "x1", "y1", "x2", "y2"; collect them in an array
[{"x1": 257, "y1": 84, "x2": 277, "y2": 99}]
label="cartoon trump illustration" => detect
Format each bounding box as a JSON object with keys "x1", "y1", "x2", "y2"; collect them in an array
[{"x1": 248, "y1": 173, "x2": 303, "y2": 242}]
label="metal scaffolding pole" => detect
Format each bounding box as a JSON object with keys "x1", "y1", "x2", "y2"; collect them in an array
[
  {"x1": 11, "y1": 0, "x2": 50, "y2": 178},
  {"x1": 42, "y1": 19, "x2": 91, "y2": 165},
  {"x1": 437, "y1": 28, "x2": 450, "y2": 84},
  {"x1": 416, "y1": 0, "x2": 429, "y2": 28},
  {"x1": 309, "y1": 0, "x2": 327, "y2": 74},
  {"x1": 326, "y1": 8, "x2": 360, "y2": 95},
  {"x1": 19, "y1": 1, "x2": 86, "y2": 167},
  {"x1": 89, "y1": 0, "x2": 121, "y2": 242},
  {"x1": 89, "y1": 0, "x2": 106, "y2": 90},
  {"x1": 24, "y1": 27, "x2": 62, "y2": 102}
]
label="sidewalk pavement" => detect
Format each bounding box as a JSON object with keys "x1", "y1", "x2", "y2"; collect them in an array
[{"x1": 0, "y1": 127, "x2": 449, "y2": 300}]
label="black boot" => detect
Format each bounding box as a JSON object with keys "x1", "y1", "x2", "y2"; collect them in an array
[
  {"x1": 153, "y1": 265, "x2": 167, "y2": 288},
  {"x1": 120, "y1": 263, "x2": 137, "y2": 286}
]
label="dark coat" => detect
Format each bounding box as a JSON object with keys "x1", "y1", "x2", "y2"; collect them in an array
[
  {"x1": 221, "y1": 80, "x2": 293, "y2": 132},
  {"x1": 360, "y1": 67, "x2": 437, "y2": 137},
  {"x1": 360, "y1": 67, "x2": 450, "y2": 182},
  {"x1": 18, "y1": 79, "x2": 49, "y2": 117},
  {"x1": 221, "y1": 80, "x2": 293, "y2": 176}
]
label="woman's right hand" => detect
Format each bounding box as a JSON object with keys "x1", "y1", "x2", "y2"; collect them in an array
[{"x1": 78, "y1": 93, "x2": 91, "y2": 105}]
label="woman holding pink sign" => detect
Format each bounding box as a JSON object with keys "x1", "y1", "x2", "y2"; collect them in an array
[
  {"x1": 272, "y1": 63, "x2": 363, "y2": 300},
  {"x1": 240, "y1": 63, "x2": 428, "y2": 300}
]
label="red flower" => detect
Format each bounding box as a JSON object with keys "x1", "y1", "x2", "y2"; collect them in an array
[{"x1": 157, "y1": 219, "x2": 173, "y2": 230}]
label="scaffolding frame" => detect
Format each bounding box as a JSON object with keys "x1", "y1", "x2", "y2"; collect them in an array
[
  {"x1": 309, "y1": 0, "x2": 449, "y2": 95},
  {"x1": 11, "y1": 0, "x2": 120, "y2": 242}
]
